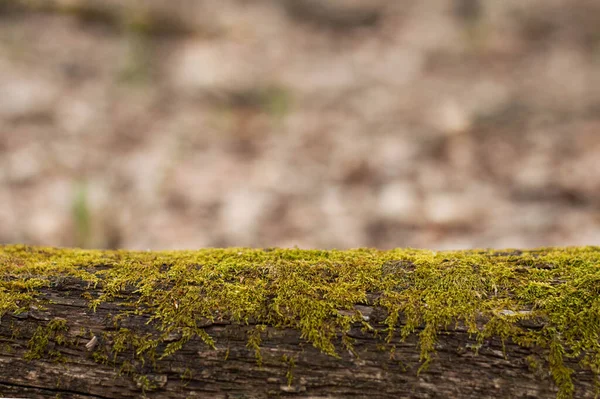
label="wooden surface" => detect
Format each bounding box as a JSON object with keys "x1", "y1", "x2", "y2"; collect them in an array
[{"x1": 0, "y1": 276, "x2": 596, "y2": 398}]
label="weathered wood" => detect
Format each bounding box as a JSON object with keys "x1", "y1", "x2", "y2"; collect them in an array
[
  {"x1": 0, "y1": 280, "x2": 580, "y2": 399},
  {"x1": 0, "y1": 246, "x2": 599, "y2": 398}
]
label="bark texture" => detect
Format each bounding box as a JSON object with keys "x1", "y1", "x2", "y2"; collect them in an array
[{"x1": 0, "y1": 275, "x2": 596, "y2": 399}]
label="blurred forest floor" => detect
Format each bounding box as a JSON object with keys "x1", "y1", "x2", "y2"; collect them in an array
[{"x1": 1, "y1": 0, "x2": 600, "y2": 250}]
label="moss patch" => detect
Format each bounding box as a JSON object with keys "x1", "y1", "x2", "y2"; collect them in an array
[
  {"x1": 1, "y1": 245, "x2": 600, "y2": 397},
  {"x1": 24, "y1": 317, "x2": 68, "y2": 361}
]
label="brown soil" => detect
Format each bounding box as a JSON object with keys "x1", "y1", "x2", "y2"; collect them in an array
[{"x1": 1, "y1": 0, "x2": 599, "y2": 250}]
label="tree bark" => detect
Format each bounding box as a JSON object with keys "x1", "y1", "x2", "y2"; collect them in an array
[{"x1": 0, "y1": 275, "x2": 595, "y2": 399}]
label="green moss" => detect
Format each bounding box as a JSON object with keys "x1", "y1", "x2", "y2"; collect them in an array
[
  {"x1": 180, "y1": 368, "x2": 193, "y2": 386},
  {"x1": 1, "y1": 245, "x2": 600, "y2": 397},
  {"x1": 135, "y1": 374, "x2": 156, "y2": 394},
  {"x1": 92, "y1": 350, "x2": 109, "y2": 365},
  {"x1": 24, "y1": 317, "x2": 69, "y2": 361},
  {"x1": 247, "y1": 324, "x2": 267, "y2": 367},
  {"x1": 282, "y1": 354, "x2": 296, "y2": 386},
  {"x1": 119, "y1": 359, "x2": 135, "y2": 376}
]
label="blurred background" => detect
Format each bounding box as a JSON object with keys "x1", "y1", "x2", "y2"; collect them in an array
[{"x1": 1, "y1": 0, "x2": 599, "y2": 250}]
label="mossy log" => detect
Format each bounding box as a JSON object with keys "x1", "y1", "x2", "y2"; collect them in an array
[{"x1": 1, "y1": 245, "x2": 599, "y2": 398}]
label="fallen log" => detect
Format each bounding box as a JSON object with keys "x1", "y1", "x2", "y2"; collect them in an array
[{"x1": 0, "y1": 245, "x2": 599, "y2": 398}]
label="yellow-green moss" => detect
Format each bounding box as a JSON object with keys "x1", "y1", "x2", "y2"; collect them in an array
[
  {"x1": 135, "y1": 374, "x2": 156, "y2": 394},
  {"x1": 247, "y1": 324, "x2": 267, "y2": 367},
  {"x1": 24, "y1": 317, "x2": 68, "y2": 361},
  {"x1": 1, "y1": 244, "x2": 600, "y2": 398},
  {"x1": 179, "y1": 367, "x2": 193, "y2": 386},
  {"x1": 282, "y1": 354, "x2": 296, "y2": 386}
]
